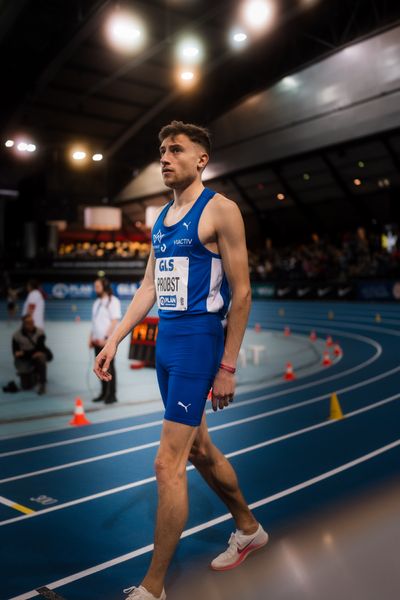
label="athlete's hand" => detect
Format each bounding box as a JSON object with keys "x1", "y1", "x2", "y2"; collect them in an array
[
  {"x1": 211, "y1": 369, "x2": 235, "y2": 411},
  {"x1": 93, "y1": 341, "x2": 117, "y2": 381}
]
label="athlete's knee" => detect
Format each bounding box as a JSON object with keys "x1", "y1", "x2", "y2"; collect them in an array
[{"x1": 154, "y1": 454, "x2": 186, "y2": 484}]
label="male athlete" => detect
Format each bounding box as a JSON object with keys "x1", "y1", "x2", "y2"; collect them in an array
[{"x1": 94, "y1": 121, "x2": 269, "y2": 600}]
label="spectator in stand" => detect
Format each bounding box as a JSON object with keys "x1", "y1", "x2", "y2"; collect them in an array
[
  {"x1": 89, "y1": 277, "x2": 121, "y2": 404},
  {"x1": 22, "y1": 279, "x2": 45, "y2": 329},
  {"x1": 6, "y1": 285, "x2": 22, "y2": 320}
]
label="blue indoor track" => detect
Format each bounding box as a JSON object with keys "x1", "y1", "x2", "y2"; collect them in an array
[{"x1": 1, "y1": 301, "x2": 399, "y2": 600}]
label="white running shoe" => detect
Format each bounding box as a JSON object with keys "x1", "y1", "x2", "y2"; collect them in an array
[
  {"x1": 210, "y1": 523, "x2": 269, "y2": 571},
  {"x1": 123, "y1": 584, "x2": 166, "y2": 599}
]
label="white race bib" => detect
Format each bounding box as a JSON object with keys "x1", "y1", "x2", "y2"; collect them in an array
[{"x1": 155, "y1": 256, "x2": 189, "y2": 311}]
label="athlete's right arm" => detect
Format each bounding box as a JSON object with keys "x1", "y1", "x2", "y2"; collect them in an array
[{"x1": 93, "y1": 247, "x2": 156, "y2": 381}]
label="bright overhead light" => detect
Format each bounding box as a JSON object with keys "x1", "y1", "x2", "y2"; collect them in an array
[
  {"x1": 183, "y1": 46, "x2": 198, "y2": 58},
  {"x1": 107, "y1": 12, "x2": 144, "y2": 51},
  {"x1": 277, "y1": 193, "x2": 285, "y2": 200},
  {"x1": 353, "y1": 178, "x2": 362, "y2": 186},
  {"x1": 92, "y1": 153, "x2": 103, "y2": 162},
  {"x1": 378, "y1": 178, "x2": 390, "y2": 188},
  {"x1": 177, "y1": 38, "x2": 203, "y2": 63},
  {"x1": 12, "y1": 139, "x2": 37, "y2": 153},
  {"x1": 177, "y1": 68, "x2": 197, "y2": 88},
  {"x1": 233, "y1": 32, "x2": 247, "y2": 43},
  {"x1": 242, "y1": 1, "x2": 274, "y2": 30},
  {"x1": 235, "y1": 32, "x2": 247, "y2": 42},
  {"x1": 180, "y1": 71, "x2": 194, "y2": 81},
  {"x1": 281, "y1": 76, "x2": 298, "y2": 90},
  {"x1": 72, "y1": 150, "x2": 87, "y2": 161}
]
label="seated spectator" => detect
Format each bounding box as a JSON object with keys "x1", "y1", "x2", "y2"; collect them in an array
[{"x1": 12, "y1": 315, "x2": 52, "y2": 394}]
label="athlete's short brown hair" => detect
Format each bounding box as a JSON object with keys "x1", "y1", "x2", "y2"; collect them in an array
[{"x1": 158, "y1": 120, "x2": 211, "y2": 155}]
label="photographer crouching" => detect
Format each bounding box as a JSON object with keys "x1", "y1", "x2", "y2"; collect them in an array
[{"x1": 12, "y1": 314, "x2": 52, "y2": 394}]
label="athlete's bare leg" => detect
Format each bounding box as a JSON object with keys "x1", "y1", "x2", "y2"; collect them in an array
[
  {"x1": 189, "y1": 413, "x2": 258, "y2": 534},
  {"x1": 141, "y1": 419, "x2": 198, "y2": 598}
]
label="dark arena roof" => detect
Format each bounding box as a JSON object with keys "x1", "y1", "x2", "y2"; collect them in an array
[{"x1": 1, "y1": 0, "x2": 400, "y2": 265}]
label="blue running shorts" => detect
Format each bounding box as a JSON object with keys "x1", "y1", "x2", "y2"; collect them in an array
[{"x1": 155, "y1": 313, "x2": 225, "y2": 426}]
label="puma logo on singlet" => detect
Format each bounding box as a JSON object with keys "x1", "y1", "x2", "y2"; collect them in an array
[
  {"x1": 183, "y1": 221, "x2": 191, "y2": 230},
  {"x1": 178, "y1": 401, "x2": 191, "y2": 413}
]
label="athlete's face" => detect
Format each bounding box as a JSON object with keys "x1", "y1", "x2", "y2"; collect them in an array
[{"x1": 159, "y1": 134, "x2": 208, "y2": 189}]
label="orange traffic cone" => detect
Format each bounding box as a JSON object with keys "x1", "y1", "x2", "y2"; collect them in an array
[
  {"x1": 309, "y1": 331, "x2": 317, "y2": 342},
  {"x1": 333, "y1": 344, "x2": 343, "y2": 357},
  {"x1": 322, "y1": 351, "x2": 332, "y2": 366},
  {"x1": 254, "y1": 323, "x2": 262, "y2": 333},
  {"x1": 326, "y1": 335, "x2": 333, "y2": 347},
  {"x1": 70, "y1": 397, "x2": 91, "y2": 426},
  {"x1": 284, "y1": 326, "x2": 291, "y2": 337},
  {"x1": 75, "y1": 315, "x2": 81, "y2": 323},
  {"x1": 284, "y1": 362, "x2": 295, "y2": 380}
]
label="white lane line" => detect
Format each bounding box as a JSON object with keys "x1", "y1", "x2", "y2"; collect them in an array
[
  {"x1": 0, "y1": 347, "x2": 392, "y2": 485},
  {"x1": 258, "y1": 316, "x2": 400, "y2": 338},
  {"x1": 0, "y1": 419, "x2": 165, "y2": 458},
  {"x1": 0, "y1": 328, "x2": 381, "y2": 457},
  {"x1": 0, "y1": 441, "x2": 160, "y2": 483},
  {"x1": 8, "y1": 438, "x2": 400, "y2": 600},
  {"x1": 275, "y1": 313, "x2": 400, "y2": 326},
  {"x1": 1, "y1": 390, "x2": 398, "y2": 527}
]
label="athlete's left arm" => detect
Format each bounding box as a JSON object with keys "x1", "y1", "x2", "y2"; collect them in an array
[{"x1": 211, "y1": 196, "x2": 252, "y2": 410}]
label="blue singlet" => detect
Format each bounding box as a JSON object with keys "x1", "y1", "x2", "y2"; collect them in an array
[{"x1": 152, "y1": 188, "x2": 230, "y2": 426}]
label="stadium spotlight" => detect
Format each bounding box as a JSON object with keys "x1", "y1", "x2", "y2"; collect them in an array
[
  {"x1": 175, "y1": 67, "x2": 198, "y2": 89},
  {"x1": 177, "y1": 37, "x2": 203, "y2": 64},
  {"x1": 281, "y1": 76, "x2": 298, "y2": 90},
  {"x1": 7, "y1": 138, "x2": 37, "y2": 154},
  {"x1": 180, "y1": 71, "x2": 194, "y2": 81},
  {"x1": 107, "y1": 10, "x2": 144, "y2": 52},
  {"x1": 242, "y1": 1, "x2": 275, "y2": 30},
  {"x1": 72, "y1": 150, "x2": 87, "y2": 161},
  {"x1": 230, "y1": 28, "x2": 248, "y2": 49},
  {"x1": 92, "y1": 153, "x2": 103, "y2": 162},
  {"x1": 353, "y1": 178, "x2": 362, "y2": 186},
  {"x1": 277, "y1": 193, "x2": 285, "y2": 200},
  {"x1": 233, "y1": 31, "x2": 247, "y2": 43}
]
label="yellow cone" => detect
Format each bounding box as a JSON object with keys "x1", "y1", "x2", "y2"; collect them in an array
[
  {"x1": 375, "y1": 313, "x2": 381, "y2": 323},
  {"x1": 329, "y1": 393, "x2": 344, "y2": 420}
]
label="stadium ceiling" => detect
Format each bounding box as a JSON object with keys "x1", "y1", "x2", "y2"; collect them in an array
[{"x1": 1, "y1": 0, "x2": 400, "y2": 205}]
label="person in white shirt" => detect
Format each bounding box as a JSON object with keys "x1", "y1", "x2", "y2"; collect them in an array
[
  {"x1": 89, "y1": 277, "x2": 121, "y2": 404},
  {"x1": 22, "y1": 279, "x2": 45, "y2": 330}
]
